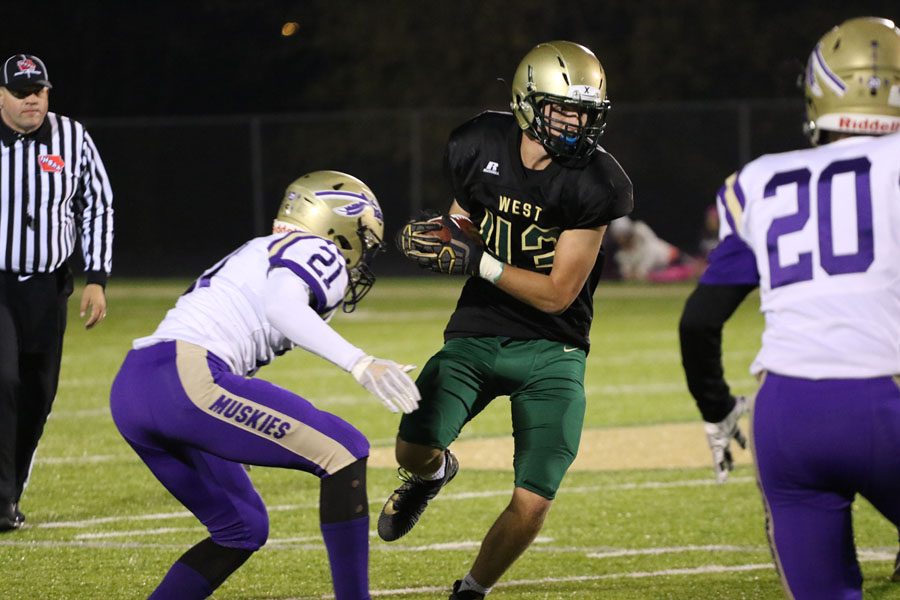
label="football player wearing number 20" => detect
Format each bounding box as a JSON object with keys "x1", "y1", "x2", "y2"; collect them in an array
[
  {"x1": 109, "y1": 171, "x2": 420, "y2": 600},
  {"x1": 385, "y1": 41, "x2": 633, "y2": 599},
  {"x1": 696, "y1": 17, "x2": 900, "y2": 600}
]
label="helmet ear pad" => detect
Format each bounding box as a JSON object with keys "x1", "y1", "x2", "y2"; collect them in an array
[{"x1": 510, "y1": 94, "x2": 536, "y2": 131}]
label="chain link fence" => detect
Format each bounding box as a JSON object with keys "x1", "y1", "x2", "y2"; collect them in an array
[{"x1": 82, "y1": 99, "x2": 805, "y2": 277}]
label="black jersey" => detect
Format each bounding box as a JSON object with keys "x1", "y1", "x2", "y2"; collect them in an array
[{"x1": 443, "y1": 111, "x2": 633, "y2": 351}]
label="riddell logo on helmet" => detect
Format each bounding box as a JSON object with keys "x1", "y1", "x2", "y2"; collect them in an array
[{"x1": 838, "y1": 116, "x2": 900, "y2": 133}]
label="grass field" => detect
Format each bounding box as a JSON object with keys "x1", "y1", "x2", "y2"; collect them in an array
[{"x1": 2, "y1": 278, "x2": 898, "y2": 599}]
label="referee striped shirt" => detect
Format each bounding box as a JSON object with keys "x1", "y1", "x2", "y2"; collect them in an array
[{"x1": 0, "y1": 111, "x2": 113, "y2": 285}]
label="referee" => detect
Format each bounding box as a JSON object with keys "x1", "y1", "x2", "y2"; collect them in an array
[{"x1": 0, "y1": 54, "x2": 113, "y2": 531}]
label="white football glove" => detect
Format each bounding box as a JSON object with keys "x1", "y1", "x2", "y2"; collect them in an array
[
  {"x1": 703, "y1": 396, "x2": 749, "y2": 484},
  {"x1": 351, "y1": 355, "x2": 420, "y2": 414}
]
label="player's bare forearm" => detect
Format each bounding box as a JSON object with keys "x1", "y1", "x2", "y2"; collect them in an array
[
  {"x1": 494, "y1": 226, "x2": 605, "y2": 315},
  {"x1": 492, "y1": 267, "x2": 576, "y2": 314},
  {"x1": 441, "y1": 200, "x2": 605, "y2": 314}
]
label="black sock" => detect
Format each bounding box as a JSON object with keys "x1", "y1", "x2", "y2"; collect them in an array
[{"x1": 177, "y1": 537, "x2": 254, "y2": 590}]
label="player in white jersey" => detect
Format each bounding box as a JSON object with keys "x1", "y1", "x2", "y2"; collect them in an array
[
  {"x1": 698, "y1": 17, "x2": 900, "y2": 599},
  {"x1": 110, "y1": 171, "x2": 420, "y2": 600},
  {"x1": 723, "y1": 131, "x2": 900, "y2": 379}
]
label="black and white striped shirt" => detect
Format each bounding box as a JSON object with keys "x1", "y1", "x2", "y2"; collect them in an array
[{"x1": 0, "y1": 111, "x2": 113, "y2": 285}]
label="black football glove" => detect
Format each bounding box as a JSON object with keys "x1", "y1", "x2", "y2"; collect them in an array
[
  {"x1": 396, "y1": 215, "x2": 484, "y2": 276},
  {"x1": 395, "y1": 216, "x2": 443, "y2": 269}
]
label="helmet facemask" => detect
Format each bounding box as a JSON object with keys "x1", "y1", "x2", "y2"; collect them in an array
[
  {"x1": 528, "y1": 93, "x2": 610, "y2": 165},
  {"x1": 342, "y1": 223, "x2": 384, "y2": 313}
]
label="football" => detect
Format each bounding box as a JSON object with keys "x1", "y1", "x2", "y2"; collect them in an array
[{"x1": 422, "y1": 214, "x2": 483, "y2": 246}]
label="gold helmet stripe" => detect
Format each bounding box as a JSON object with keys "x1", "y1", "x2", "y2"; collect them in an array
[{"x1": 722, "y1": 172, "x2": 745, "y2": 236}]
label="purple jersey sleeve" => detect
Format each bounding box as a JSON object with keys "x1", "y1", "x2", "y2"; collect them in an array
[{"x1": 699, "y1": 234, "x2": 760, "y2": 286}]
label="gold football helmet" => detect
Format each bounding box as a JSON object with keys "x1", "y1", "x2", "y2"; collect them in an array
[
  {"x1": 273, "y1": 170, "x2": 384, "y2": 311},
  {"x1": 510, "y1": 40, "x2": 610, "y2": 164},
  {"x1": 803, "y1": 17, "x2": 900, "y2": 144}
]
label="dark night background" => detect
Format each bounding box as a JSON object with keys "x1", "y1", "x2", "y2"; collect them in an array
[{"x1": 4, "y1": 1, "x2": 897, "y2": 276}]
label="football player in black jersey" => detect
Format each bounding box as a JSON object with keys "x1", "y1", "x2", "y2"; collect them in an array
[{"x1": 381, "y1": 41, "x2": 633, "y2": 599}]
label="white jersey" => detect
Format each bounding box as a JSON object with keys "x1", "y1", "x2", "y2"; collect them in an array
[
  {"x1": 722, "y1": 132, "x2": 900, "y2": 378},
  {"x1": 135, "y1": 232, "x2": 349, "y2": 376}
]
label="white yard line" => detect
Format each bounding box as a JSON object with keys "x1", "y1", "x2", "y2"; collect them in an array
[
  {"x1": 46, "y1": 407, "x2": 110, "y2": 419},
  {"x1": 32, "y1": 477, "x2": 752, "y2": 530},
  {"x1": 2, "y1": 534, "x2": 893, "y2": 600},
  {"x1": 2, "y1": 537, "x2": 892, "y2": 567},
  {"x1": 304, "y1": 556, "x2": 891, "y2": 599},
  {"x1": 267, "y1": 536, "x2": 327, "y2": 545},
  {"x1": 0, "y1": 539, "x2": 186, "y2": 549},
  {"x1": 75, "y1": 527, "x2": 201, "y2": 540},
  {"x1": 35, "y1": 454, "x2": 130, "y2": 465},
  {"x1": 377, "y1": 536, "x2": 553, "y2": 553},
  {"x1": 35, "y1": 503, "x2": 312, "y2": 529},
  {"x1": 584, "y1": 544, "x2": 757, "y2": 558},
  {"x1": 359, "y1": 565, "x2": 778, "y2": 598}
]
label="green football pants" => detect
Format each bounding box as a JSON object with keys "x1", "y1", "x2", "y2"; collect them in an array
[{"x1": 399, "y1": 336, "x2": 586, "y2": 499}]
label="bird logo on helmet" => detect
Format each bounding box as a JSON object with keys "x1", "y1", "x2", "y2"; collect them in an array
[
  {"x1": 509, "y1": 40, "x2": 611, "y2": 165},
  {"x1": 803, "y1": 17, "x2": 900, "y2": 145},
  {"x1": 273, "y1": 170, "x2": 385, "y2": 311}
]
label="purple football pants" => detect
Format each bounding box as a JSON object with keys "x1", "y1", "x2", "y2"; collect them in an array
[
  {"x1": 109, "y1": 340, "x2": 369, "y2": 550},
  {"x1": 753, "y1": 372, "x2": 900, "y2": 600}
]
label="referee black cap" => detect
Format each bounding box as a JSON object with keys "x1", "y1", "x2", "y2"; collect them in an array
[{"x1": 1, "y1": 54, "x2": 52, "y2": 91}]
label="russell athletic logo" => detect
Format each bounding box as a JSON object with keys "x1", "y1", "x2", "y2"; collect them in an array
[
  {"x1": 208, "y1": 394, "x2": 292, "y2": 439},
  {"x1": 38, "y1": 155, "x2": 65, "y2": 173},
  {"x1": 482, "y1": 161, "x2": 500, "y2": 175}
]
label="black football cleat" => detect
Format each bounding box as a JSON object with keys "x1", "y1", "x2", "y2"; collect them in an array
[
  {"x1": 378, "y1": 449, "x2": 458, "y2": 542},
  {"x1": 0, "y1": 502, "x2": 24, "y2": 532},
  {"x1": 449, "y1": 579, "x2": 485, "y2": 599},
  {"x1": 892, "y1": 547, "x2": 900, "y2": 582}
]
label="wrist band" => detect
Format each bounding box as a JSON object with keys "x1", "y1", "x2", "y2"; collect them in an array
[{"x1": 479, "y1": 253, "x2": 505, "y2": 284}]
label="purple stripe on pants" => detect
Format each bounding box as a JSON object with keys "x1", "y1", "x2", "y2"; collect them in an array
[{"x1": 753, "y1": 372, "x2": 900, "y2": 600}]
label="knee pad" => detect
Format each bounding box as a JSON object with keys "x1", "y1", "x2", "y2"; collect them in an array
[
  {"x1": 320, "y1": 457, "x2": 368, "y2": 524},
  {"x1": 243, "y1": 510, "x2": 270, "y2": 550}
]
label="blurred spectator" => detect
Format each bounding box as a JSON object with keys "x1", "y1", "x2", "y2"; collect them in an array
[
  {"x1": 607, "y1": 216, "x2": 699, "y2": 282},
  {"x1": 699, "y1": 204, "x2": 721, "y2": 259}
]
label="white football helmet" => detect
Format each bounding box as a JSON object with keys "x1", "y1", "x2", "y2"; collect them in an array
[{"x1": 273, "y1": 171, "x2": 384, "y2": 311}]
